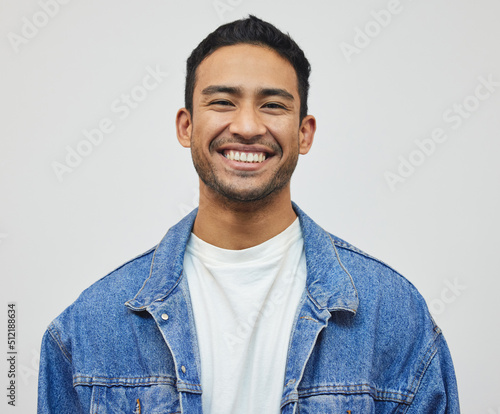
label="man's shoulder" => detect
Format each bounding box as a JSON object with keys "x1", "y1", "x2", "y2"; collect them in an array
[
  {"x1": 329, "y1": 232, "x2": 423, "y2": 297},
  {"x1": 80, "y1": 246, "x2": 156, "y2": 304},
  {"x1": 329, "y1": 232, "x2": 397, "y2": 272},
  {"x1": 50, "y1": 246, "x2": 157, "y2": 330},
  {"x1": 325, "y1": 230, "x2": 437, "y2": 332},
  {"x1": 296, "y1": 204, "x2": 429, "y2": 314},
  {"x1": 48, "y1": 210, "x2": 197, "y2": 333},
  {"x1": 43, "y1": 244, "x2": 177, "y2": 376},
  {"x1": 326, "y1": 231, "x2": 438, "y2": 340}
]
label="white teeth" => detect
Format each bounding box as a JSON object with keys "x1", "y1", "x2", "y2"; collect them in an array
[{"x1": 224, "y1": 151, "x2": 267, "y2": 163}]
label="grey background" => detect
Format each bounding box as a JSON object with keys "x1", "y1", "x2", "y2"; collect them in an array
[{"x1": 1, "y1": 0, "x2": 499, "y2": 412}]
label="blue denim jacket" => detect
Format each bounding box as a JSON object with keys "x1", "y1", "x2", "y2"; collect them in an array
[{"x1": 38, "y1": 204, "x2": 460, "y2": 413}]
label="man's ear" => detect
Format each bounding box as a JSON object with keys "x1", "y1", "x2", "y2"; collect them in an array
[
  {"x1": 298, "y1": 115, "x2": 316, "y2": 155},
  {"x1": 176, "y1": 108, "x2": 192, "y2": 148}
]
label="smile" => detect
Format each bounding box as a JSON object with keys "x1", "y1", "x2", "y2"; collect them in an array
[{"x1": 223, "y1": 150, "x2": 267, "y2": 163}]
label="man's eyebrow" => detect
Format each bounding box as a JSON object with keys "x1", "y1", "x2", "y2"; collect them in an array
[
  {"x1": 201, "y1": 85, "x2": 243, "y2": 96},
  {"x1": 257, "y1": 88, "x2": 295, "y2": 101}
]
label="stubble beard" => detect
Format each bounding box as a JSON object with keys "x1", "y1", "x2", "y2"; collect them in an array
[{"x1": 190, "y1": 134, "x2": 300, "y2": 204}]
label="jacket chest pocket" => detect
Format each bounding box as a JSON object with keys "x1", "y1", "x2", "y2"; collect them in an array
[
  {"x1": 89, "y1": 384, "x2": 181, "y2": 414},
  {"x1": 296, "y1": 393, "x2": 406, "y2": 414}
]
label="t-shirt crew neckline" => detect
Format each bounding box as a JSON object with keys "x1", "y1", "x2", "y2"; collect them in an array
[{"x1": 186, "y1": 217, "x2": 301, "y2": 266}]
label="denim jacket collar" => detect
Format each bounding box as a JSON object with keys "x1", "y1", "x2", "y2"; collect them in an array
[{"x1": 125, "y1": 202, "x2": 359, "y2": 314}]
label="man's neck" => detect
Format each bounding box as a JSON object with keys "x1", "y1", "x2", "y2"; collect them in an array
[{"x1": 192, "y1": 184, "x2": 297, "y2": 250}]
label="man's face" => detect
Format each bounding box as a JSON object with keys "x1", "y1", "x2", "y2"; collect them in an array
[{"x1": 179, "y1": 44, "x2": 313, "y2": 203}]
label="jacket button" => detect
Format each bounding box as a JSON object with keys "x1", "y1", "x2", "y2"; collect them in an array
[
  {"x1": 181, "y1": 365, "x2": 186, "y2": 373},
  {"x1": 161, "y1": 313, "x2": 169, "y2": 320}
]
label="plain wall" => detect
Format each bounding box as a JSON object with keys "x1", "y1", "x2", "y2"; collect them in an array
[{"x1": 1, "y1": 1, "x2": 499, "y2": 412}]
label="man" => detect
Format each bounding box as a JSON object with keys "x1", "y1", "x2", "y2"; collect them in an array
[{"x1": 38, "y1": 16, "x2": 460, "y2": 413}]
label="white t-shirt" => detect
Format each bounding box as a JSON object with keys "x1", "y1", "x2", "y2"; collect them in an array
[{"x1": 184, "y1": 218, "x2": 307, "y2": 413}]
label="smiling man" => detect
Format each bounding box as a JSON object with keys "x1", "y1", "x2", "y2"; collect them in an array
[
  {"x1": 38, "y1": 16, "x2": 460, "y2": 413},
  {"x1": 176, "y1": 41, "x2": 315, "y2": 250}
]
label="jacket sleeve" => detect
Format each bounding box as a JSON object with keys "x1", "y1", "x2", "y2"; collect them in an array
[
  {"x1": 37, "y1": 328, "x2": 84, "y2": 414},
  {"x1": 405, "y1": 333, "x2": 460, "y2": 413}
]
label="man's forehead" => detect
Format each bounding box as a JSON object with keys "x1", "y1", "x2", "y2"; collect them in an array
[{"x1": 193, "y1": 44, "x2": 299, "y2": 96}]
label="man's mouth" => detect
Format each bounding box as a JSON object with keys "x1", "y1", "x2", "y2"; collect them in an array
[{"x1": 222, "y1": 150, "x2": 268, "y2": 163}]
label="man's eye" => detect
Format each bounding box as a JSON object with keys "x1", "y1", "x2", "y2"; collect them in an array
[
  {"x1": 263, "y1": 102, "x2": 286, "y2": 110},
  {"x1": 210, "y1": 100, "x2": 233, "y2": 106}
]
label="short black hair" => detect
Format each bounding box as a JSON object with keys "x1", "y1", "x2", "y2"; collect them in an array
[{"x1": 185, "y1": 15, "x2": 311, "y2": 121}]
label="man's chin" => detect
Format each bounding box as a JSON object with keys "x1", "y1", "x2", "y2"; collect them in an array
[
  {"x1": 217, "y1": 187, "x2": 273, "y2": 203},
  {"x1": 203, "y1": 180, "x2": 281, "y2": 205}
]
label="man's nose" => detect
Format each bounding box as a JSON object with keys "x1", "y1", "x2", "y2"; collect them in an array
[{"x1": 228, "y1": 106, "x2": 266, "y2": 139}]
